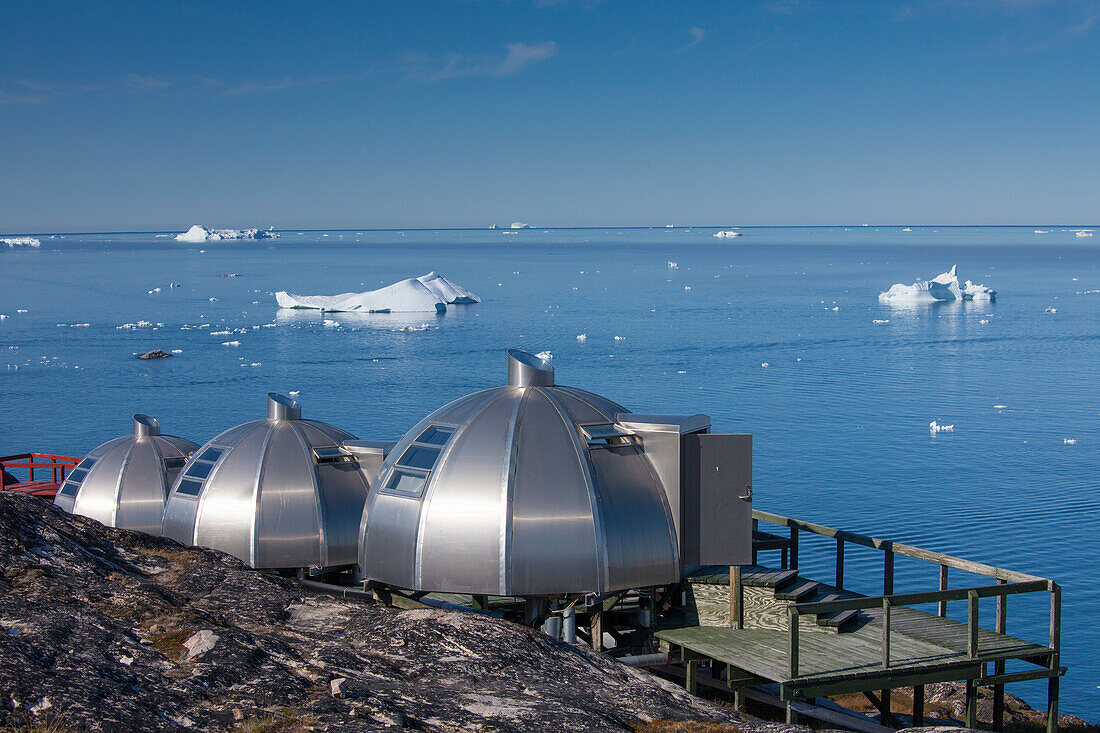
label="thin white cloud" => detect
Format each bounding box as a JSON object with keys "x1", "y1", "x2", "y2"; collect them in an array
[
  {"x1": 677, "y1": 27, "x2": 706, "y2": 52},
  {"x1": 407, "y1": 41, "x2": 559, "y2": 83}
]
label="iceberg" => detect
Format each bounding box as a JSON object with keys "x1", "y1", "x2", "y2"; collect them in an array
[
  {"x1": 3, "y1": 237, "x2": 41, "y2": 248},
  {"x1": 417, "y1": 271, "x2": 481, "y2": 304},
  {"x1": 1076, "y1": 230, "x2": 1094, "y2": 238},
  {"x1": 175, "y1": 225, "x2": 279, "y2": 242},
  {"x1": 275, "y1": 273, "x2": 480, "y2": 313},
  {"x1": 713, "y1": 230, "x2": 743, "y2": 238},
  {"x1": 510, "y1": 222, "x2": 529, "y2": 229},
  {"x1": 879, "y1": 265, "x2": 996, "y2": 303}
]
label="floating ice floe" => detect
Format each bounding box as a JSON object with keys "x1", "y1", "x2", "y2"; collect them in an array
[
  {"x1": 667, "y1": 261, "x2": 678, "y2": 269},
  {"x1": 535, "y1": 350, "x2": 552, "y2": 361},
  {"x1": 713, "y1": 230, "x2": 743, "y2": 238},
  {"x1": 1075, "y1": 230, "x2": 1094, "y2": 238},
  {"x1": 16, "y1": 309, "x2": 28, "y2": 314},
  {"x1": 275, "y1": 272, "x2": 480, "y2": 313},
  {"x1": 994, "y1": 404, "x2": 1008, "y2": 410},
  {"x1": 879, "y1": 265, "x2": 996, "y2": 304},
  {"x1": 2, "y1": 237, "x2": 41, "y2": 248},
  {"x1": 175, "y1": 225, "x2": 279, "y2": 242},
  {"x1": 929, "y1": 420, "x2": 954, "y2": 433},
  {"x1": 1064, "y1": 439, "x2": 1077, "y2": 445},
  {"x1": 222, "y1": 340, "x2": 241, "y2": 347},
  {"x1": 1035, "y1": 229, "x2": 1050, "y2": 234},
  {"x1": 1045, "y1": 307, "x2": 1057, "y2": 314},
  {"x1": 510, "y1": 222, "x2": 529, "y2": 229},
  {"x1": 576, "y1": 334, "x2": 587, "y2": 342},
  {"x1": 873, "y1": 319, "x2": 890, "y2": 324}
]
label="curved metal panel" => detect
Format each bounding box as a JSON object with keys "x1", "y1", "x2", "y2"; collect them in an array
[
  {"x1": 253, "y1": 422, "x2": 321, "y2": 568},
  {"x1": 193, "y1": 423, "x2": 268, "y2": 563},
  {"x1": 508, "y1": 389, "x2": 600, "y2": 595}
]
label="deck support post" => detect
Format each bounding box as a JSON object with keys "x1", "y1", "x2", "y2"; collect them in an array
[
  {"x1": 685, "y1": 659, "x2": 698, "y2": 695},
  {"x1": 730, "y1": 565, "x2": 743, "y2": 629},
  {"x1": 880, "y1": 689, "x2": 891, "y2": 725},
  {"x1": 1047, "y1": 676, "x2": 1059, "y2": 733},
  {"x1": 787, "y1": 606, "x2": 799, "y2": 679},
  {"x1": 785, "y1": 701, "x2": 798, "y2": 725},
  {"x1": 472, "y1": 594, "x2": 488, "y2": 611},
  {"x1": 968, "y1": 590, "x2": 980, "y2": 659},
  {"x1": 590, "y1": 608, "x2": 604, "y2": 652},
  {"x1": 965, "y1": 679, "x2": 978, "y2": 729},
  {"x1": 733, "y1": 686, "x2": 746, "y2": 712},
  {"x1": 913, "y1": 685, "x2": 925, "y2": 727}
]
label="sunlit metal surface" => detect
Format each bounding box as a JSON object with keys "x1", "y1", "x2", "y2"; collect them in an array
[
  {"x1": 54, "y1": 414, "x2": 198, "y2": 534},
  {"x1": 358, "y1": 350, "x2": 681, "y2": 596},
  {"x1": 161, "y1": 393, "x2": 369, "y2": 570}
]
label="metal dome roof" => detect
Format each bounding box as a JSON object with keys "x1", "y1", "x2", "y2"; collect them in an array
[
  {"x1": 54, "y1": 415, "x2": 199, "y2": 534},
  {"x1": 359, "y1": 349, "x2": 680, "y2": 597},
  {"x1": 161, "y1": 394, "x2": 369, "y2": 570}
]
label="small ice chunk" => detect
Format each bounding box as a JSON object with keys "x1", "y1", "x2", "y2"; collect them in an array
[
  {"x1": 667, "y1": 261, "x2": 678, "y2": 269},
  {"x1": 222, "y1": 340, "x2": 241, "y2": 346},
  {"x1": 929, "y1": 420, "x2": 954, "y2": 433},
  {"x1": 576, "y1": 334, "x2": 587, "y2": 341},
  {"x1": 994, "y1": 404, "x2": 1007, "y2": 410},
  {"x1": 208, "y1": 297, "x2": 218, "y2": 302},
  {"x1": 171, "y1": 349, "x2": 183, "y2": 354},
  {"x1": 761, "y1": 362, "x2": 769, "y2": 368},
  {"x1": 613, "y1": 335, "x2": 625, "y2": 341},
  {"x1": 713, "y1": 230, "x2": 743, "y2": 238},
  {"x1": 535, "y1": 350, "x2": 552, "y2": 361},
  {"x1": 1064, "y1": 438, "x2": 1077, "y2": 445},
  {"x1": 684, "y1": 286, "x2": 692, "y2": 291},
  {"x1": 16, "y1": 309, "x2": 28, "y2": 313},
  {"x1": 289, "y1": 390, "x2": 300, "y2": 396},
  {"x1": 873, "y1": 319, "x2": 890, "y2": 324},
  {"x1": 1045, "y1": 307, "x2": 1057, "y2": 313},
  {"x1": 1075, "y1": 230, "x2": 1094, "y2": 238}
]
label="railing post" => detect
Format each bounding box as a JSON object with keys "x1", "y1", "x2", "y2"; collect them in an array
[
  {"x1": 836, "y1": 538, "x2": 845, "y2": 589},
  {"x1": 881, "y1": 597, "x2": 891, "y2": 668},
  {"x1": 788, "y1": 605, "x2": 799, "y2": 679},
  {"x1": 752, "y1": 518, "x2": 759, "y2": 565},
  {"x1": 938, "y1": 564, "x2": 949, "y2": 617},
  {"x1": 883, "y1": 548, "x2": 894, "y2": 596},
  {"x1": 789, "y1": 526, "x2": 799, "y2": 570},
  {"x1": 994, "y1": 579, "x2": 1007, "y2": 732},
  {"x1": 1048, "y1": 582, "x2": 1061, "y2": 733},
  {"x1": 968, "y1": 589, "x2": 979, "y2": 659}
]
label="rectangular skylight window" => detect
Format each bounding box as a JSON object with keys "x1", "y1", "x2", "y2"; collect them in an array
[
  {"x1": 175, "y1": 477, "x2": 203, "y2": 496},
  {"x1": 163, "y1": 456, "x2": 187, "y2": 472},
  {"x1": 57, "y1": 480, "x2": 80, "y2": 498},
  {"x1": 582, "y1": 424, "x2": 636, "y2": 447},
  {"x1": 184, "y1": 461, "x2": 214, "y2": 480},
  {"x1": 384, "y1": 469, "x2": 428, "y2": 498},
  {"x1": 397, "y1": 445, "x2": 441, "y2": 470},
  {"x1": 415, "y1": 426, "x2": 455, "y2": 446},
  {"x1": 198, "y1": 447, "x2": 223, "y2": 463},
  {"x1": 313, "y1": 446, "x2": 351, "y2": 463}
]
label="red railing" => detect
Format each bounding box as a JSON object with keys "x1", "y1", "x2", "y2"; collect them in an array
[{"x1": 1, "y1": 453, "x2": 80, "y2": 498}]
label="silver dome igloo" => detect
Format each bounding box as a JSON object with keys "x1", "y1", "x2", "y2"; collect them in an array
[
  {"x1": 161, "y1": 394, "x2": 369, "y2": 570},
  {"x1": 54, "y1": 415, "x2": 199, "y2": 534},
  {"x1": 358, "y1": 349, "x2": 680, "y2": 596}
]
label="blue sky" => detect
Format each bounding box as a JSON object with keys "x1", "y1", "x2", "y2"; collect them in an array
[{"x1": 2, "y1": 0, "x2": 1099, "y2": 231}]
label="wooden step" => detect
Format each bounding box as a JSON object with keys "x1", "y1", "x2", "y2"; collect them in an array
[
  {"x1": 774, "y1": 580, "x2": 819, "y2": 601},
  {"x1": 745, "y1": 569, "x2": 798, "y2": 590},
  {"x1": 818, "y1": 608, "x2": 860, "y2": 629}
]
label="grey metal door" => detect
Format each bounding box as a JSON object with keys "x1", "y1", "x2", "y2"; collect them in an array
[{"x1": 681, "y1": 434, "x2": 752, "y2": 566}]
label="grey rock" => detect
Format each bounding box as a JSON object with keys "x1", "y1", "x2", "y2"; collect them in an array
[
  {"x1": 136, "y1": 349, "x2": 171, "y2": 359},
  {"x1": 0, "y1": 492, "x2": 772, "y2": 732}
]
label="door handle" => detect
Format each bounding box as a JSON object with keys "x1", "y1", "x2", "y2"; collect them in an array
[{"x1": 739, "y1": 484, "x2": 752, "y2": 501}]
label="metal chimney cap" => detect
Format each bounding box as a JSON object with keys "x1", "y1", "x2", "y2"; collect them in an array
[
  {"x1": 133, "y1": 414, "x2": 161, "y2": 437},
  {"x1": 267, "y1": 392, "x2": 301, "y2": 420},
  {"x1": 507, "y1": 349, "x2": 554, "y2": 387}
]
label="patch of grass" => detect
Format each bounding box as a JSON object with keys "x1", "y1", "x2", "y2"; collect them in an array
[
  {"x1": 237, "y1": 711, "x2": 316, "y2": 733},
  {"x1": 632, "y1": 723, "x2": 741, "y2": 733}
]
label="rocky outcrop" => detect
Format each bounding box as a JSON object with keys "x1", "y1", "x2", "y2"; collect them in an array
[
  {"x1": 136, "y1": 349, "x2": 171, "y2": 359},
  {"x1": 0, "y1": 493, "x2": 770, "y2": 732}
]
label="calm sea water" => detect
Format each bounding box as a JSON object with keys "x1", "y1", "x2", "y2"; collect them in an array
[{"x1": 2, "y1": 226, "x2": 1098, "y2": 718}]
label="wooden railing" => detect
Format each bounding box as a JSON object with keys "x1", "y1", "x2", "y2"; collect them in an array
[
  {"x1": 750, "y1": 509, "x2": 1062, "y2": 733},
  {"x1": 0, "y1": 453, "x2": 79, "y2": 485}
]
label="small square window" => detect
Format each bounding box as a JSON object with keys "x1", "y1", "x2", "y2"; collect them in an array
[
  {"x1": 416, "y1": 426, "x2": 454, "y2": 446},
  {"x1": 175, "y1": 477, "x2": 203, "y2": 496},
  {"x1": 397, "y1": 445, "x2": 441, "y2": 470},
  {"x1": 384, "y1": 470, "x2": 427, "y2": 498},
  {"x1": 198, "y1": 447, "x2": 223, "y2": 463}
]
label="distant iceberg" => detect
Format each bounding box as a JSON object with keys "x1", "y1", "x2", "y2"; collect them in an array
[
  {"x1": 879, "y1": 265, "x2": 996, "y2": 303},
  {"x1": 1076, "y1": 230, "x2": 1094, "y2": 238},
  {"x1": 175, "y1": 225, "x2": 279, "y2": 242},
  {"x1": 3, "y1": 237, "x2": 41, "y2": 248},
  {"x1": 275, "y1": 272, "x2": 480, "y2": 313},
  {"x1": 510, "y1": 222, "x2": 529, "y2": 229},
  {"x1": 713, "y1": 230, "x2": 743, "y2": 238}
]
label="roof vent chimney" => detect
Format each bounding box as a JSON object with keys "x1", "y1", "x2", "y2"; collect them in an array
[
  {"x1": 507, "y1": 349, "x2": 554, "y2": 387},
  {"x1": 132, "y1": 414, "x2": 161, "y2": 437},
  {"x1": 267, "y1": 393, "x2": 302, "y2": 421}
]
